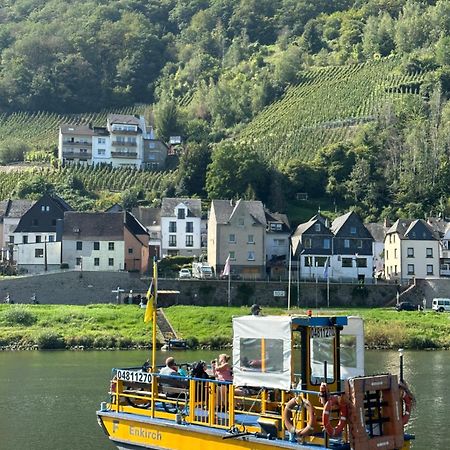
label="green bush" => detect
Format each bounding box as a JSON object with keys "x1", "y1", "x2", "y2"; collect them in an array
[
  {"x1": 185, "y1": 336, "x2": 199, "y2": 349},
  {"x1": 35, "y1": 332, "x2": 65, "y2": 349},
  {"x1": 93, "y1": 335, "x2": 117, "y2": 348},
  {"x1": 2, "y1": 307, "x2": 37, "y2": 326}
]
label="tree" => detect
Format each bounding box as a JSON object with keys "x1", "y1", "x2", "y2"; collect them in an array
[
  {"x1": 206, "y1": 141, "x2": 270, "y2": 200},
  {"x1": 154, "y1": 95, "x2": 180, "y2": 141}
]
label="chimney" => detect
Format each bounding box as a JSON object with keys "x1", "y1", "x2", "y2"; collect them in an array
[{"x1": 384, "y1": 218, "x2": 391, "y2": 228}]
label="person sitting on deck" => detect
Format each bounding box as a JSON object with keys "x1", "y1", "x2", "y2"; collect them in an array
[{"x1": 159, "y1": 357, "x2": 178, "y2": 376}]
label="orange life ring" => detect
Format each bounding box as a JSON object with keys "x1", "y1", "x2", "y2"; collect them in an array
[
  {"x1": 283, "y1": 396, "x2": 316, "y2": 437},
  {"x1": 399, "y1": 382, "x2": 413, "y2": 426},
  {"x1": 322, "y1": 395, "x2": 347, "y2": 437}
]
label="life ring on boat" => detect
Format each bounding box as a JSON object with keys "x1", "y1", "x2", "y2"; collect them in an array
[
  {"x1": 283, "y1": 396, "x2": 316, "y2": 437},
  {"x1": 399, "y1": 382, "x2": 413, "y2": 426},
  {"x1": 322, "y1": 395, "x2": 348, "y2": 437}
]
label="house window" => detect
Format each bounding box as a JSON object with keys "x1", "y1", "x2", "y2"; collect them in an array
[
  {"x1": 238, "y1": 218, "x2": 244, "y2": 226},
  {"x1": 342, "y1": 258, "x2": 353, "y2": 267},
  {"x1": 76, "y1": 257, "x2": 82, "y2": 266},
  {"x1": 248, "y1": 234, "x2": 254, "y2": 244},
  {"x1": 23, "y1": 236, "x2": 28, "y2": 244},
  {"x1": 407, "y1": 247, "x2": 414, "y2": 257},
  {"x1": 248, "y1": 251, "x2": 255, "y2": 261},
  {"x1": 316, "y1": 256, "x2": 327, "y2": 267},
  {"x1": 76, "y1": 241, "x2": 82, "y2": 250},
  {"x1": 357, "y1": 239, "x2": 363, "y2": 249},
  {"x1": 35, "y1": 249, "x2": 44, "y2": 258},
  {"x1": 426, "y1": 248, "x2": 433, "y2": 258},
  {"x1": 186, "y1": 222, "x2": 193, "y2": 232},
  {"x1": 323, "y1": 238, "x2": 330, "y2": 249},
  {"x1": 108, "y1": 242, "x2": 114, "y2": 251},
  {"x1": 169, "y1": 221, "x2": 177, "y2": 232},
  {"x1": 427, "y1": 264, "x2": 434, "y2": 275},
  {"x1": 169, "y1": 235, "x2": 177, "y2": 247},
  {"x1": 48, "y1": 235, "x2": 54, "y2": 242},
  {"x1": 304, "y1": 256, "x2": 313, "y2": 267},
  {"x1": 41, "y1": 205, "x2": 49, "y2": 212},
  {"x1": 394, "y1": 265, "x2": 397, "y2": 275},
  {"x1": 186, "y1": 235, "x2": 193, "y2": 247},
  {"x1": 315, "y1": 223, "x2": 321, "y2": 232},
  {"x1": 304, "y1": 237, "x2": 312, "y2": 249},
  {"x1": 356, "y1": 258, "x2": 367, "y2": 268},
  {"x1": 350, "y1": 227, "x2": 357, "y2": 234},
  {"x1": 98, "y1": 149, "x2": 106, "y2": 155},
  {"x1": 344, "y1": 239, "x2": 350, "y2": 248},
  {"x1": 229, "y1": 234, "x2": 236, "y2": 243},
  {"x1": 98, "y1": 138, "x2": 106, "y2": 144},
  {"x1": 36, "y1": 236, "x2": 41, "y2": 243},
  {"x1": 270, "y1": 223, "x2": 282, "y2": 231},
  {"x1": 94, "y1": 258, "x2": 100, "y2": 266},
  {"x1": 407, "y1": 264, "x2": 415, "y2": 275},
  {"x1": 94, "y1": 242, "x2": 100, "y2": 250},
  {"x1": 394, "y1": 248, "x2": 398, "y2": 258},
  {"x1": 177, "y1": 209, "x2": 185, "y2": 219},
  {"x1": 128, "y1": 248, "x2": 133, "y2": 254},
  {"x1": 109, "y1": 258, "x2": 114, "y2": 266},
  {"x1": 9, "y1": 236, "x2": 14, "y2": 244},
  {"x1": 386, "y1": 250, "x2": 389, "y2": 259},
  {"x1": 229, "y1": 251, "x2": 236, "y2": 260}
]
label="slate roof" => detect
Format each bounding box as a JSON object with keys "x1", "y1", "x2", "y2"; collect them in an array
[
  {"x1": 161, "y1": 198, "x2": 202, "y2": 218},
  {"x1": 365, "y1": 222, "x2": 387, "y2": 242},
  {"x1": 125, "y1": 211, "x2": 148, "y2": 236},
  {"x1": 265, "y1": 210, "x2": 291, "y2": 232},
  {"x1": 426, "y1": 217, "x2": 448, "y2": 238},
  {"x1": 63, "y1": 212, "x2": 124, "y2": 240},
  {"x1": 0, "y1": 199, "x2": 35, "y2": 219},
  {"x1": 387, "y1": 219, "x2": 438, "y2": 240},
  {"x1": 60, "y1": 124, "x2": 95, "y2": 135},
  {"x1": 211, "y1": 199, "x2": 266, "y2": 226},
  {"x1": 107, "y1": 114, "x2": 141, "y2": 126},
  {"x1": 132, "y1": 207, "x2": 161, "y2": 226},
  {"x1": 331, "y1": 211, "x2": 353, "y2": 234}
]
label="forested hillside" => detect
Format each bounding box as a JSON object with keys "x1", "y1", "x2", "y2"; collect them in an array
[{"x1": 2, "y1": 1, "x2": 450, "y2": 222}]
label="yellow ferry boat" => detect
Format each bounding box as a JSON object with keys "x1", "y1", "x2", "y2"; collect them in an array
[{"x1": 97, "y1": 308, "x2": 415, "y2": 450}]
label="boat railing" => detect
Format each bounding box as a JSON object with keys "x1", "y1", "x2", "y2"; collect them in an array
[{"x1": 108, "y1": 367, "x2": 344, "y2": 437}]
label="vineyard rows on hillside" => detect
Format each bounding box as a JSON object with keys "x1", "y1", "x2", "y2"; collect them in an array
[
  {"x1": 0, "y1": 105, "x2": 149, "y2": 152},
  {"x1": 239, "y1": 59, "x2": 428, "y2": 165},
  {"x1": 0, "y1": 165, "x2": 175, "y2": 206}
]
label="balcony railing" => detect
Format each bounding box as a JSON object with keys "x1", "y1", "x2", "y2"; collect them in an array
[
  {"x1": 110, "y1": 151, "x2": 138, "y2": 158},
  {"x1": 63, "y1": 141, "x2": 92, "y2": 146},
  {"x1": 63, "y1": 151, "x2": 92, "y2": 158},
  {"x1": 111, "y1": 141, "x2": 137, "y2": 147}
]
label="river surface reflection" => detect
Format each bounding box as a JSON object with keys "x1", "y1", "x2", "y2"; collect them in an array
[{"x1": 0, "y1": 349, "x2": 446, "y2": 450}]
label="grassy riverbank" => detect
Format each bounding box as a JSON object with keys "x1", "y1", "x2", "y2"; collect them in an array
[{"x1": 0, "y1": 304, "x2": 449, "y2": 350}]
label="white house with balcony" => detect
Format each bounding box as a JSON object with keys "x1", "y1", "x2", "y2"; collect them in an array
[
  {"x1": 59, "y1": 114, "x2": 168, "y2": 169},
  {"x1": 160, "y1": 198, "x2": 202, "y2": 257}
]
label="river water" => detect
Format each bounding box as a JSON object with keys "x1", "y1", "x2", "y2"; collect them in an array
[{"x1": 0, "y1": 349, "x2": 446, "y2": 450}]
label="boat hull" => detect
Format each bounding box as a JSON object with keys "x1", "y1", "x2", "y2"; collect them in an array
[{"x1": 97, "y1": 410, "x2": 338, "y2": 450}]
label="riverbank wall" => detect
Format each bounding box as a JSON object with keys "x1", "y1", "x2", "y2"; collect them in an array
[{"x1": 0, "y1": 271, "x2": 403, "y2": 307}]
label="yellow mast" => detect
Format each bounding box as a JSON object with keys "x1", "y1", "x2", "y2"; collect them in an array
[{"x1": 152, "y1": 261, "x2": 158, "y2": 371}]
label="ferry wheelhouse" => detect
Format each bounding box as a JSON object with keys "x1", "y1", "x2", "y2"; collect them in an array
[{"x1": 97, "y1": 313, "x2": 414, "y2": 450}]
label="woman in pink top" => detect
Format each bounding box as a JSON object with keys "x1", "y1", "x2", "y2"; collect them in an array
[
  {"x1": 212, "y1": 354, "x2": 232, "y2": 381},
  {"x1": 212, "y1": 354, "x2": 232, "y2": 410}
]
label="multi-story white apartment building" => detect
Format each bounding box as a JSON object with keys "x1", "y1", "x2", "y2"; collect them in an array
[
  {"x1": 160, "y1": 198, "x2": 202, "y2": 257},
  {"x1": 384, "y1": 219, "x2": 440, "y2": 281},
  {"x1": 59, "y1": 114, "x2": 168, "y2": 169}
]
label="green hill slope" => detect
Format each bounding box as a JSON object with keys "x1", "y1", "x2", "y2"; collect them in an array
[{"x1": 239, "y1": 59, "x2": 428, "y2": 165}]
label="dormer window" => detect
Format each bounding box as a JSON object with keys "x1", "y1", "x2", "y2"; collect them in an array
[
  {"x1": 41, "y1": 205, "x2": 50, "y2": 212},
  {"x1": 315, "y1": 223, "x2": 321, "y2": 232},
  {"x1": 177, "y1": 208, "x2": 185, "y2": 219}
]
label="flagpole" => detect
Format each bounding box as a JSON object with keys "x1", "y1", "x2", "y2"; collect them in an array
[
  {"x1": 287, "y1": 243, "x2": 292, "y2": 311},
  {"x1": 227, "y1": 270, "x2": 231, "y2": 307},
  {"x1": 151, "y1": 261, "x2": 158, "y2": 371}
]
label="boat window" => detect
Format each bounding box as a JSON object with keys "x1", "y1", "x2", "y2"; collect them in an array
[
  {"x1": 239, "y1": 338, "x2": 284, "y2": 373},
  {"x1": 310, "y1": 328, "x2": 335, "y2": 384},
  {"x1": 340, "y1": 335, "x2": 357, "y2": 368}
]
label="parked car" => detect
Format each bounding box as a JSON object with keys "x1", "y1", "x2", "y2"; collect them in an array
[
  {"x1": 178, "y1": 268, "x2": 192, "y2": 279},
  {"x1": 432, "y1": 298, "x2": 450, "y2": 312},
  {"x1": 395, "y1": 301, "x2": 416, "y2": 312}
]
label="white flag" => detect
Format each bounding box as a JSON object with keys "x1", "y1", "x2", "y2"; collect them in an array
[
  {"x1": 222, "y1": 255, "x2": 231, "y2": 277},
  {"x1": 323, "y1": 256, "x2": 329, "y2": 278}
]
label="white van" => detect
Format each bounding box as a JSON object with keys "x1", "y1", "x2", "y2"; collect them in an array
[{"x1": 432, "y1": 298, "x2": 450, "y2": 312}]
